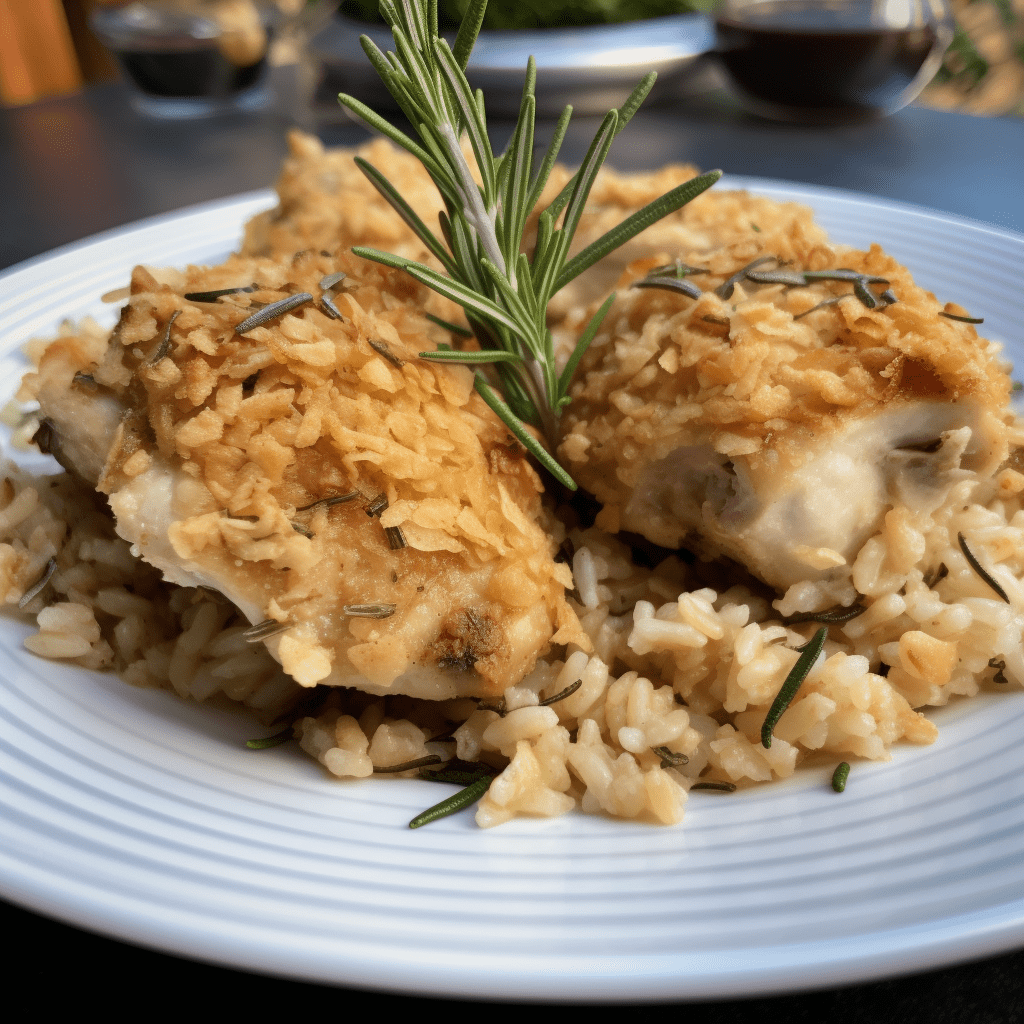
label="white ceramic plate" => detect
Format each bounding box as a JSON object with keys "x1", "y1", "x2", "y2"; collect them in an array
[{"x1": 1, "y1": 182, "x2": 1023, "y2": 1002}]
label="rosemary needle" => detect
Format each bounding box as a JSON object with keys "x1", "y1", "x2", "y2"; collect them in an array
[
  {"x1": 184, "y1": 285, "x2": 256, "y2": 302},
  {"x1": 235, "y1": 292, "x2": 312, "y2": 334},
  {"x1": 784, "y1": 603, "x2": 865, "y2": 625},
  {"x1": 425, "y1": 312, "x2": 473, "y2": 337},
  {"x1": 538, "y1": 679, "x2": 582, "y2": 706},
  {"x1": 149, "y1": 309, "x2": 181, "y2": 364},
  {"x1": 831, "y1": 762, "x2": 850, "y2": 792},
  {"x1": 409, "y1": 775, "x2": 491, "y2": 828},
  {"x1": 246, "y1": 729, "x2": 291, "y2": 749},
  {"x1": 18, "y1": 557, "x2": 57, "y2": 609},
  {"x1": 957, "y1": 532, "x2": 1010, "y2": 603},
  {"x1": 652, "y1": 745, "x2": 689, "y2": 769},
  {"x1": 373, "y1": 755, "x2": 443, "y2": 774},
  {"x1": 420, "y1": 764, "x2": 495, "y2": 786},
  {"x1": 761, "y1": 626, "x2": 827, "y2": 748}
]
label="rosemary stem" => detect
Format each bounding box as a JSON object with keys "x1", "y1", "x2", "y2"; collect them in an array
[
  {"x1": 439, "y1": 122, "x2": 506, "y2": 277},
  {"x1": 522, "y1": 357, "x2": 558, "y2": 446}
]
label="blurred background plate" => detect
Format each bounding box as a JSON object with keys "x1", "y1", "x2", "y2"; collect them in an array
[{"x1": 312, "y1": 12, "x2": 716, "y2": 116}]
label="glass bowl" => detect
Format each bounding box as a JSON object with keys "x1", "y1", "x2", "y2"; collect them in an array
[
  {"x1": 714, "y1": 0, "x2": 955, "y2": 123},
  {"x1": 90, "y1": 0, "x2": 281, "y2": 116}
]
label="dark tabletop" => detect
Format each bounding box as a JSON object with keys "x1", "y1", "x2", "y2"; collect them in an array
[{"x1": 2, "y1": 65, "x2": 1024, "y2": 1019}]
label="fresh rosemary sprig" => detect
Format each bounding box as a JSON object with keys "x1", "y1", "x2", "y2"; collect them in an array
[{"x1": 338, "y1": 0, "x2": 721, "y2": 488}]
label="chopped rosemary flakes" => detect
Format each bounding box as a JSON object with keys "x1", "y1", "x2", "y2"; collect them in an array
[
  {"x1": 831, "y1": 762, "x2": 850, "y2": 792},
  {"x1": 373, "y1": 755, "x2": 443, "y2": 773},
  {"x1": 408, "y1": 775, "x2": 492, "y2": 828},
  {"x1": 384, "y1": 525, "x2": 407, "y2": 549},
  {"x1": 420, "y1": 763, "x2": 496, "y2": 786},
  {"x1": 366, "y1": 492, "x2": 389, "y2": 517},
  {"x1": 784, "y1": 603, "x2": 865, "y2": 625},
  {"x1": 246, "y1": 729, "x2": 292, "y2": 750},
  {"x1": 235, "y1": 292, "x2": 313, "y2": 334},
  {"x1": 939, "y1": 311, "x2": 984, "y2": 324},
  {"x1": 319, "y1": 271, "x2": 347, "y2": 290},
  {"x1": 652, "y1": 745, "x2": 689, "y2": 769},
  {"x1": 184, "y1": 285, "x2": 256, "y2": 302},
  {"x1": 319, "y1": 294, "x2": 346, "y2": 321},
  {"x1": 989, "y1": 657, "x2": 1009, "y2": 684},
  {"x1": 715, "y1": 255, "x2": 777, "y2": 299},
  {"x1": 957, "y1": 532, "x2": 1010, "y2": 603},
  {"x1": 290, "y1": 521, "x2": 314, "y2": 538},
  {"x1": 295, "y1": 491, "x2": 361, "y2": 513},
  {"x1": 476, "y1": 696, "x2": 508, "y2": 717},
  {"x1": 343, "y1": 603, "x2": 397, "y2": 618},
  {"x1": 746, "y1": 267, "x2": 807, "y2": 286},
  {"x1": 18, "y1": 557, "x2": 57, "y2": 609},
  {"x1": 554, "y1": 537, "x2": 575, "y2": 563},
  {"x1": 243, "y1": 619, "x2": 290, "y2": 643},
  {"x1": 32, "y1": 418, "x2": 57, "y2": 458},
  {"x1": 149, "y1": 309, "x2": 181, "y2": 364},
  {"x1": 632, "y1": 261, "x2": 708, "y2": 300},
  {"x1": 691, "y1": 781, "x2": 737, "y2": 792},
  {"x1": 793, "y1": 296, "x2": 844, "y2": 319},
  {"x1": 761, "y1": 626, "x2": 828, "y2": 749},
  {"x1": 632, "y1": 275, "x2": 702, "y2": 299},
  {"x1": 538, "y1": 679, "x2": 582, "y2": 706},
  {"x1": 368, "y1": 338, "x2": 405, "y2": 368}
]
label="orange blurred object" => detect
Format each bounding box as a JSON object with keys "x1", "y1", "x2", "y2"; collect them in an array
[{"x1": 0, "y1": 0, "x2": 84, "y2": 105}]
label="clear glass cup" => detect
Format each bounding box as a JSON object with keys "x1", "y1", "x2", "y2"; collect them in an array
[
  {"x1": 714, "y1": 0, "x2": 955, "y2": 124},
  {"x1": 90, "y1": 0, "x2": 281, "y2": 117}
]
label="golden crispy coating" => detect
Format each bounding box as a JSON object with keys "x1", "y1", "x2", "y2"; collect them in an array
[
  {"x1": 241, "y1": 132, "x2": 445, "y2": 264},
  {"x1": 558, "y1": 203, "x2": 1013, "y2": 591},
  {"x1": 24, "y1": 249, "x2": 585, "y2": 699}
]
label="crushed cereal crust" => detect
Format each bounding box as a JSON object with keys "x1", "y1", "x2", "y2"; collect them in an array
[
  {"x1": 22, "y1": 247, "x2": 587, "y2": 699},
  {"x1": 558, "y1": 221, "x2": 1014, "y2": 587}
]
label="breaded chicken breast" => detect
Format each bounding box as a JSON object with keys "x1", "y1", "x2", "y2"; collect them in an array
[
  {"x1": 21, "y1": 249, "x2": 585, "y2": 699},
  {"x1": 558, "y1": 216, "x2": 1013, "y2": 605}
]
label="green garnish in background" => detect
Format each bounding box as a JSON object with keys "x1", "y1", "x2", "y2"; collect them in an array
[{"x1": 340, "y1": 0, "x2": 716, "y2": 31}]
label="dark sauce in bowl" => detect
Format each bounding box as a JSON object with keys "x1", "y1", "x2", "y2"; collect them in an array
[
  {"x1": 114, "y1": 46, "x2": 267, "y2": 99},
  {"x1": 715, "y1": 0, "x2": 953, "y2": 122}
]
